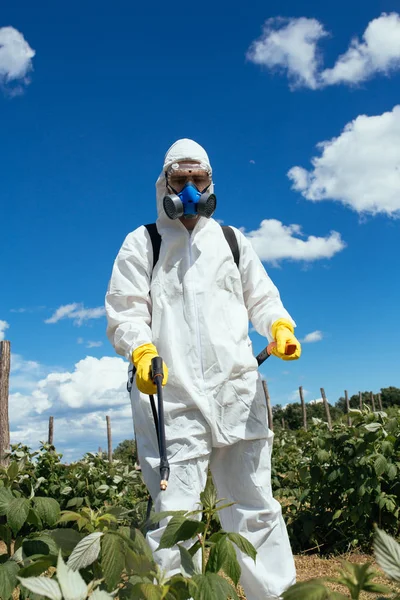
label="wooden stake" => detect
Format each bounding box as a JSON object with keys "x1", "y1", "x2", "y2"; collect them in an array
[
  {"x1": 106, "y1": 416, "x2": 112, "y2": 463},
  {"x1": 0, "y1": 341, "x2": 11, "y2": 467},
  {"x1": 345, "y1": 390, "x2": 352, "y2": 426},
  {"x1": 320, "y1": 388, "x2": 332, "y2": 430},
  {"x1": 299, "y1": 386, "x2": 307, "y2": 430},
  {"x1": 281, "y1": 417, "x2": 285, "y2": 430},
  {"x1": 48, "y1": 416, "x2": 54, "y2": 445},
  {"x1": 359, "y1": 391, "x2": 363, "y2": 410},
  {"x1": 370, "y1": 391, "x2": 376, "y2": 412},
  {"x1": 378, "y1": 393, "x2": 383, "y2": 411},
  {"x1": 262, "y1": 380, "x2": 274, "y2": 432}
]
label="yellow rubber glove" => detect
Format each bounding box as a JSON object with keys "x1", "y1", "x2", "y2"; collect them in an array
[
  {"x1": 270, "y1": 319, "x2": 301, "y2": 361},
  {"x1": 132, "y1": 343, "x2": 169, "y2": 395}
]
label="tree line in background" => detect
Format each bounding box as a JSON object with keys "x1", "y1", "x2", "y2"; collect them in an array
[{"x1": 272, "y1": 386, "x2": 400, "y2": 431}]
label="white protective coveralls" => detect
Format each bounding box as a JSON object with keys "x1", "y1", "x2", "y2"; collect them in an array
[{"x1": 105, "y1": 139, "x2": 296, "y2": 599}]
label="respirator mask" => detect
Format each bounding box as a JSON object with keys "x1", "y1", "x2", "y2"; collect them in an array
[{"x1": 163, "y1": 161, "x2": 217, "y2": 220}]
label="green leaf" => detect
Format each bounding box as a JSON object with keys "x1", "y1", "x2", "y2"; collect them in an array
[
  {"x1": 282, "y1": 579, "x2": 330, "y2": 600},
  {"x1": 18, "y1": 575, "x2": 62, "y2": 600},
  {"x1": 101, "y1": 532, "x2": 126, "y2": 591},
  {"x1": 158, "y1": 516, "x2": 205, "y2": 550},
  {"x1": 0, "y1": 525, "x2": 12, "y2": 550},
  {"x1": 67, "y1": 532, "x2": 103, "y2": 571},
  {"x1": 227, "y1": 533, "x2": 257, "y2": 562},
  {"x1": 139, "y1": 583, "x2": 163, "y2": 600},
  {"x1": 125, "y1": 549, "x2": 155, "y2": 576},
  {"x1": 365, "y1": 423, "x2": 382, "y2": 433},
  {"x1": 374, "y1": 454, "x2": 388, "y2": 477},
  {"x1": 97, "y1": 484, "x2": 110, "y2": 494},
  {"x1": 6, "y1": 462, "x2": 19, "y2": 481},
  {"x1": 0, "y1": 488, "x2": 13, "y2": 516},
  {"x1": 206, "y1": 537, "x2": 229, "y2": 574},
  {"x1": 50, "y1": 529, "x2": 85, "y2": 554},
  {"x1": 374, "y1": 527, "x2": 400, "y2": 582},
  {"x1": 23, "y1": 534, "x2": 59, "y2": 557},
  {"x1": 387, "y1": 463, "x2": 397, "y2": 480},
  {"x1": 18, "y1": 556, "x2": 57, "y2": 578},
  {"x1": 6, "y1": 498, "x2": 30, "y2": 535},
  {"x1": 189, "y1": 573, "x2": 239, "y2": 600},
  {"x1": 178, "y1": 545, "x2": 197, "y2": 577},
  {"x1": 57, "y1": 551, "x2": 88, "y2": 600},
  {"x1": 33, "y1": 497, "x2": 61, "y2": 527},
  {"x1": 332, "y1": 510, "x2": 342, "y2": 521},
  {"x1": 0, "y1": 560, "x2": 20, "y2": 600},
  {"x1": 220, "y1": 539, "x2": 241, "y2": 586},
  {"x1": 26, "y1": 508, "x2": 42, "y2": 529}
]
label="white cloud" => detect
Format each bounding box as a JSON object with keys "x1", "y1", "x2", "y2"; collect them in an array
[
  {"x1": 288, "y1": 105, "x2": 400, "y2": 216},
  {"x1": 321, "y1": 13, "x2": 400, "y2": 86},
  {"x1": 45, "y1": 303, "x2": 106, "y2": 325},
  {"x1": 309, "y1": 398, "x2": 323, "y2": 405},
  {"x1": 0, "y1": 320, "x2": 9, "y2": 341},
  {"x1": 289, "y1": 388, "x2": 308, "y2": 401},
  {"x1": 0, "y1": 27, "x2": 35, "y2": 91},
  {"x1": 247, "y1": 13, "x2": 400, "y2": 89},
  {"x1": 246, "y1": 17, "x2": 328, "y2": 89},
  {"x1": 86, "y1": 341, "x2": 103, "y2": 348},
  {"x1": 9, "y1": 355, "x2": 133, "y2": 460},
  {"x1": 244, "y1": 219, "x2": 345, "y2": 263},
  {"x1": 30, "y1": 356, "x2": 128, "y2": 409},
  {"x1": 302, "y1": 330, "x2": 323, "y2": 343}
]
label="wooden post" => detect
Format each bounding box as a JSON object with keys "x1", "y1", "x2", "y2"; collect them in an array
[
  {"x1": 106, "y1": 416, "x2": 112, "y2": 463},
  {"x1": 378, "y1": 393, "x2": 383, "y2": 411},
  {"x1": 370, "y1": 391, "x2": 376, "y2": 412},
  {"x1": 320, "y1": 388, "x2": 332, "y2": 430},
  {"x1": 281, "y1": 417, "x2": 285, "y2": 430},
  {"x1": 0, "y1": 341, "x2": 11, "y2": 467},
  {"x1": 98, "y1": 446, "x2": 102, "y2": 455},
  {"x1": 359, "y1": 391, "x2": 363, "y2": 410},
  {"x1": 262, "y1": 380, "x2": 274, "y2": 432},
  {"x1": 345, "y1": 390, "x2": 352, "y2": 426},
  {"x1": 299, "y1": 386, "x2": 307, "y2": 430},
  {"x1": 48, "y1": 416, "x2": 54, "y2": 445}
]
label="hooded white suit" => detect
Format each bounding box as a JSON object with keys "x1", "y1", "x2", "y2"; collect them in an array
[{"x1": 106, "y1": 139, "x2": 296, "y2": 599}]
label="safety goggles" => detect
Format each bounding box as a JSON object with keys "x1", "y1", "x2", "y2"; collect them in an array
[{"x1": 166, "y1": 161, "x2": 212, "y2": 193}]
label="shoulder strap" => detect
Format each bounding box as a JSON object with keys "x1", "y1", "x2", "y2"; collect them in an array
[
  {"x1": 221, "y1": 225, "x2": 240, "y2": 269},
  {"x1": 144, "y1": 223, "x2": 161, "y2": 269},
  {"x1": 144, "y1": 223, "x2": 240, "y2": 271}
]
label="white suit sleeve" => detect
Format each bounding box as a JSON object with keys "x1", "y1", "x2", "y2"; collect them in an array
[
  {"x1": 232, "y1": 227, "x2": 296, "y2": 341},
  {"x1": 105, "y1": 226, "x2": 153, "y2": 360}
]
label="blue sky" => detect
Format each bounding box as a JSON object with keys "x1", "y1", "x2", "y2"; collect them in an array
[{"x1": 1, "y1": 0, "x2": 400, "y2": 460}]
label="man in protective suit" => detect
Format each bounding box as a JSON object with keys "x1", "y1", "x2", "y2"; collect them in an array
[{"x1": 105, "y1": 138, "x2": 301, "y2": 599}]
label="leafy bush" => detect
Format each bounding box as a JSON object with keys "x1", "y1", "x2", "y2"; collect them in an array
[{"x1": 273, "y1": 408, "x2": 400, "y2": 553}]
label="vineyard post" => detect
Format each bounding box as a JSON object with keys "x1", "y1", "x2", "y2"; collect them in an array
[
  {"x1": 106, "y1": 416, "x2": 112, "y2": 463},
  {"x1": 378, "y1": 393, "x2": 383, "y2": 411},
  {"x1": 345, "y1": 390, "x2": 352, "y2": 426},
  {"x1": 48, "y1": 416, "x2": 54, "y2": 445},
  {"x1": 320, "y1": 388, "x2": 332, "y2": 430},
  {"x1": 370, "y1": 391, "x2": 376, "y2": 412},
  {"x1": 359, "y1": 391, "x2": 363, "y2": 410},
  {"x1": 281, "y1": 417, "x2": 285, "y2": 430},
  {"x1": 0, "y1": 341, "x2": 11, "y2": 467},
  {"x1": 262, "y1": 380, "x2": 274, "y2": 432},
  {"x1": 299, "y1": 386, "x2": 307, "y2": 430}
]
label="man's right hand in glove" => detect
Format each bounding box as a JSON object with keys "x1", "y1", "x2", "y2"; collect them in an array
[{"x1": 132, "y1": 343, "x2": 169, "y2": 395}]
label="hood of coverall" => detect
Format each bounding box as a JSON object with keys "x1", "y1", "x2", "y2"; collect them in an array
[{"x1": 155, "y1": 138, "x2": 215, "y2": 224}]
